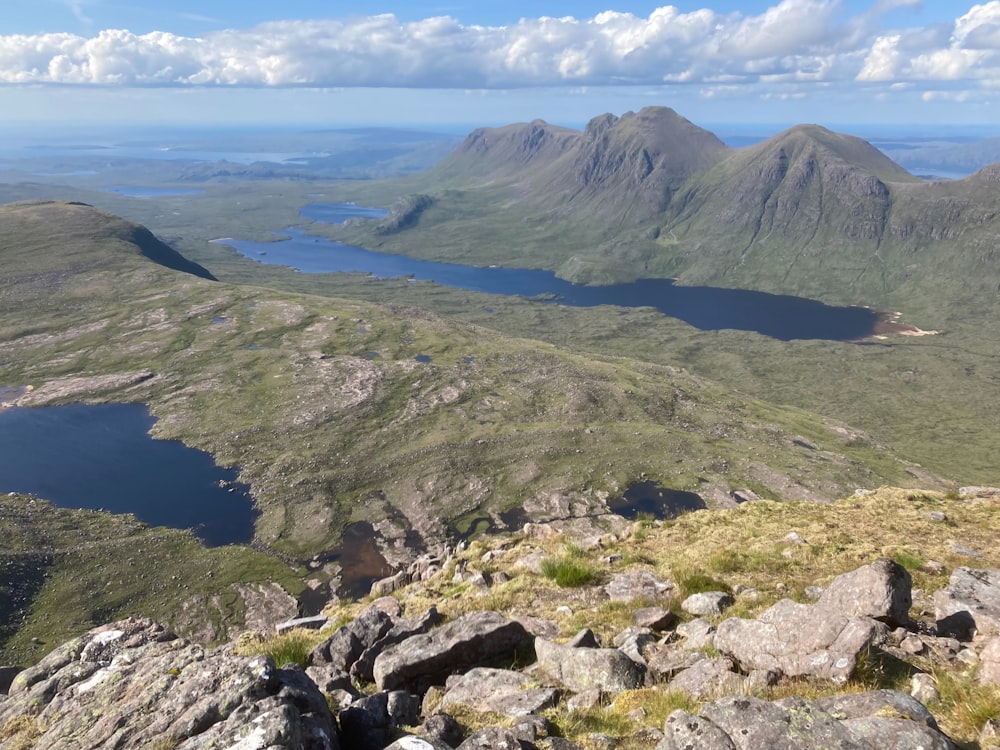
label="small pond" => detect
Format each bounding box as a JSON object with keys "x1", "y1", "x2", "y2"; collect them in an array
[
  {"x1": 608, "y1": 481, "x2": 707, "y2": 520},
  {"x1": 219, "y1": 202, "x2": 881, "y2": 342},
  {"x1": 0, "y1": 402, "x2": 257, "y2": 546}
]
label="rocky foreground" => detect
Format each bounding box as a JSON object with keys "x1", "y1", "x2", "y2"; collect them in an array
[{"x1": 4, "y1": 548, "x2": 1000, "y2": 750}]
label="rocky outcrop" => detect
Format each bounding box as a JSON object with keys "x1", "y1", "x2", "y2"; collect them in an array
[
  {"x1": 659, "y1": 692, "x2": 956, "y2": 750},
  {"x1": 816, "y1": 558, "x2": 912, "y2": 626},
  {"x1": 0, "y1": 616, "x2": 338, "y2": 750},
  {"x1": 934, "y1": 567, "x2": 1000, "y2": 639},
  {"x1": 534, "y1": 637, "x2": 646, "y2": 693},
  {"x1": 372, "y1": 611, "x2": 533, "y2": 693},
  {"x1": 713, "y1": 598, "x2": 881, "y2": 683},
  {"x1": 438, "y1": 668, "x2": 560, "y2": 717}
]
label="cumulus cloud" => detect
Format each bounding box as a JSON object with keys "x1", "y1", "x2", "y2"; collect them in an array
[{"x1": 0, "y1": 0, "x2": 996, "y2": 96}]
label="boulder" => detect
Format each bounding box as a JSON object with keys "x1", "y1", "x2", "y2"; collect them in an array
[
  {"x1": 534, "y1": 637, "x2": 645, "y2": 693},
  {"x1": 605, "y1": 570, "x2": 673, "y2": 602},
  {"x1": 934, "y1": 568, "x2": 1000, "y2": 639},
  {"x1": 681, "y1": 591, "x2": 735, "y2": 617},
  {"x1": 384, "y1": 737, "x2": 454, "y2": 750},
  {"x1": 310, "y1": 606, "x2": 393, "y2": 672},
  {"x1": 713, "y1": 598, "x2": 879, "y2": 683},
  {"x1": 633, "y1": 607, "x2": 677, "y2": 631},
  {"x1": 978, "y1": 636, "x2": 1000, "y2": 684},
  {"x1": 339, "y1": 690, "x2": 422, "y2": 750},
  {"x1": 0, "y1": 617, "x2": 339, "y2": 750},
  {"x1": 456, "y1": 726, "x2": 523, "y2": 750},
  {"x1": 658, "y1": 692, "x2": 957, "y2": 750},
  {"x1": 667, "y1": 657, "x2": 745, "y2": 699},
  {"x1": 419, "y1": 714, "x2": 464, "y2": 748},
  {"x1": 372, "y1": 611, "x2": 533, "y2": 693},
  {"x1": 816, "y1": 558, "x2": 912, "y2": 626},
  {"x1": 352, "y1": 606, "x2": 444, "y2": 684},
  {"x1": 439, "y1": 667, "x2": 560, "y2": 717}
]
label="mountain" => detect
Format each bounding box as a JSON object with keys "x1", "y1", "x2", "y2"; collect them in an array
[
  {"x1": 337, "y1": 106, "x2": 1000, "y2": 306},
  {"x1": 434, "y1": 106, "x2": 729, "y2": 219}
]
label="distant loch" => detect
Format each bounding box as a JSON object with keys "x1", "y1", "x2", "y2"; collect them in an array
[{"x1": 218, "y1": 202, "x2": 881, "y2": 342}]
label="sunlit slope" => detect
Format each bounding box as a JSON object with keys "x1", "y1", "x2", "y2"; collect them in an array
[{"x1": 0, "y1": 200, "x2": 936, "y2": 564}]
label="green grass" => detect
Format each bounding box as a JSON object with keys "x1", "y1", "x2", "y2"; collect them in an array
[{"x1": 541, "y1": 554, "x2": 597, "y2": 588}]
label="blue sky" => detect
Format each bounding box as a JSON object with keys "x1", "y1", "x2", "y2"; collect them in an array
[{"x1": 0, "y1": 1, "x2": 997, "y2": 131}]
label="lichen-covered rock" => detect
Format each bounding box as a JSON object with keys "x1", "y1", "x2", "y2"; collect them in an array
[
  {"x1": 439, "y1": 667, "x2": 560, "y2": 717},
  {"x1": 351, "y1": 606, "x2": 443, "y2": 684},
  {"x1": 714, "y1": 598, "x2": 879, "y2": 683},
  {"x1": 605, "y1": 570, "x2": 673, "y2": 602},
  {"x1": 934, "y1": 568, "x2": 1000, "y2": 639},
  {"x1": 667, "y1": 657, "x2": 744, "y2": 698},
  {"x1": 681, "y1": 591, "x2": 735, "y2": 617},
  {"x1": 310, "y1": 606, "x2": 393, "y2": 672},
  {"x1": 659, "y1": 692, "x2": 957, "y2": 750},
  {"x1": 816, "y1": 558, "x2": 912, "y2": 626},
  {"x1": 372, "y1": 611, "x2": 533, "y2": 693},
  {"x1": 0, "y1": 617, "x2": 338, "y2": 750},
  {"x1": 534, "y1": 637, "x2": 646, "y2": 693}
]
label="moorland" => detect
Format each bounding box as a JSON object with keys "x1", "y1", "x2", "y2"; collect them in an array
[{"x1": 1, "y1": 107, "x2": 999, "y2": 675}]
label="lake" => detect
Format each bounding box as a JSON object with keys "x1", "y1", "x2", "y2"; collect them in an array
[
  {"x1": 0, "y1": 402, "x2": 257, "y2": 546},
  {"x1": 220, "y1": 203, "x2": 880, "y2": 342}
]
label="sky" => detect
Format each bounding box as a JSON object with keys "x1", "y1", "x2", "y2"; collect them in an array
[{"x1": 0, "y1": 1, "x2": 998, "y2": 132}]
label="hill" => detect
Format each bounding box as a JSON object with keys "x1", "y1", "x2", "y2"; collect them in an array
[
  {"x1": 328, "y1": 106, "x2": 999, "y2": 308},
  {"x1": 0, "y1": 200, "x2": 940, "y2": 663}
]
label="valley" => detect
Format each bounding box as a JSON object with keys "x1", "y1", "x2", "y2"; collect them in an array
[{"x1": 1, "y1": 109, "x2": 998, "y2": 673}]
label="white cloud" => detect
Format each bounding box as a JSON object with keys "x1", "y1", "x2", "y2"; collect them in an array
[{"x1": 0, "y1": 0, "x2": 994, "y2": 102}]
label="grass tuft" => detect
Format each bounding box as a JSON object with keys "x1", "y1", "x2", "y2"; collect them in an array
[{"x1": 234, "y1": 628, "x2": 318, "y2": 669}]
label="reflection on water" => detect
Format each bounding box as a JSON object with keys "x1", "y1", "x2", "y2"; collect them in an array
[
  {"x1": 0, "y1": 403, "x2": 257, "y2": 546},
  {"x1": 220, "y1": 202, "x2": 881, "y2": 342},
  {"x1": 608, "y1": 481, "x2": 707, "y2": 520}
]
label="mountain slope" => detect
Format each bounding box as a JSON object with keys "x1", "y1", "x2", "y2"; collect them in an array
[{"x1": 0, "y1": 200, "x2": 216, "y2": 285}]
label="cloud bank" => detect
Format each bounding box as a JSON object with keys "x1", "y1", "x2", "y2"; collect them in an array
[{"x1": 0, "y1": 0, "x2": 997, "y2": 96}]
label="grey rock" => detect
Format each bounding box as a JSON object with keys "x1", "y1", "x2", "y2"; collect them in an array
[
  {"x1": 0, "y1": 617, "x2": 339, "y2": 750},
  {"x1": 545, "y1": 738, "x2": 586, "y2": 750},
  {"x1": 658, "y1": 710, "x2": 737, "y2": 750},
  {"x1": 310, "y1": 606, "x2": 393, "y2": 671},
  {"x1": 978, "y1": 636, "x2": 1000, "y2": 684},
  {"x1": 816, "y1": 558, "x2": 913, "y2": 626},
  {"x1": 840, "y1": 717, "x2": 957, "y2": 749},
  {"x1": 512, "y1": 714, "x2": 556, "y2": 744},
  {"x1": 371, "y1": 570, "x2": 410, "y2": 597},
  {"x1": 352, "y1": 606, "x2": 444, "y2": 684},
  {"x1": 714, "y1": 598, "x2": 878, "y2": 683},
  {"x1": 935, "y1": 567, "x2": 1000, "y2": 639},
  {"x1": 816, "y1": 689, "x2": 940, "y2": 727},
  {"x1": 616, "y1": 631, "x2": 656, "y2": 670},
  {"x1": 703, "y1": 695, "x2": 858, "y2": 749},
  {"x1": 373, "y1": 611, "x2": 533, "y2": 693},
  {"x1": 535, "y1": 637, "x2": 646, "y2": 693},
  {"x1": 515, "y1": 615, "x2": 560, "y2": 639},
  {"x1": 646, "y1": 646, "x2": 706, "y2": 681},
  {"x1": 667, "y1": 657, "x2": 744, "y2": 699},
  {"x1": 456, "y1": 726, "x2": 523, "y2": 750},
  {"x1": 633, "y1": 607, "x2": 677, "y2": 631},
  {"x1": 681, "y1": 591, "x2": 735, "y2": 617},
  {"x1": 675, "y1": 618, "x2": 715, "y2": 650},
  {"x1": 388, "y1": 690, "x2": 423, "y2": 727},
  {"x1": 566, "y1": 688, "x2": 604, "y2": 711},
  {"x1": 384, "y1": 736, "x2": 454, "y2": 750},
  {"x1": 657, "y1": 690, "x2": 957, "y2": 750},
  {"x1": 339, "y1": 693, "x2": 392, "y2": 750},
  {"x1": 605, "y1": 570, "x2": 673, "y2": 602},
  {"x1": 911, "y1": 672, "x2": 941, "y2": 704},
  {"x1": 420, "y1": 713, "x2": 464, "y2": 748},
  {"x1": 439, "y1": 667, "x2": 560, "y2": 717},
  {"x1": 305, "y1": 663, "x2": 356, "y2": 694},
  {"x1": 276, "y1": 615, "x2": 330, "y2": 634}
]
